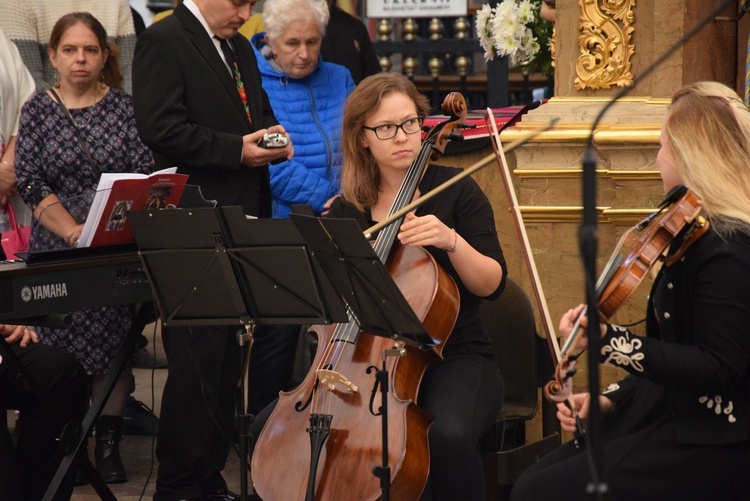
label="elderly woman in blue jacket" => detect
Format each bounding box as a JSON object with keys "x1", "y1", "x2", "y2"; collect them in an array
[{"x1": 251, "y1": 0, "x2": 355, "y2": 218}]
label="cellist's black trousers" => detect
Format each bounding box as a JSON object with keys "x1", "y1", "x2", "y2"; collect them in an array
[{"x1": 418, "y1": 354, "x2": 504, "y2": 501}]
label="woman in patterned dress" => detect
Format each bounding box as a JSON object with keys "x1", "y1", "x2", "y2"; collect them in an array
[
  {"x1": 15, "y1": 12, "x2": 153, "y2": 485},
  {"x1": 511, "y1": 82, "x2": 750, "y2": 500}
]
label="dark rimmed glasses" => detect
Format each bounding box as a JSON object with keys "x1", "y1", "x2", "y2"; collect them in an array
[{"x1": 363, "y1": 117, "x2": 423, "y2": 140}]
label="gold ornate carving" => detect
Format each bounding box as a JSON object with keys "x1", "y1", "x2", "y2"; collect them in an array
[
  {"x1": 575, "y1": 0, "x2": 636, "y2": 90},
  {"x1": 520, "y1": 206, "x2": 656, "y2": 224},
  {"x1": 514, "y1": 169, "x2": 660, "y2": 181}
]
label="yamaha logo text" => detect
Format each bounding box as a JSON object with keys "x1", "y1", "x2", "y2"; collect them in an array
[{"x1": 20, "y1": 283, "x2": 69, "y2": 302}]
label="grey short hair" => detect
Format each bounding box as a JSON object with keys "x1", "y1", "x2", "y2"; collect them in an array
[{"x1": 262, "y1": 0, "x2": 330, "y2": 40}]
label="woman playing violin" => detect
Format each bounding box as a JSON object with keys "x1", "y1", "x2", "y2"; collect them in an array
[
  {"x1": 512, "y1": 81, "x2": 750, "y2": 500},
  {"x1": 326, "y1": 72, "x2": 507, "y2": 500}
]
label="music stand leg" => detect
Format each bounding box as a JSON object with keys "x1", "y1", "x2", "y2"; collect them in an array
[
  {"x1": 236, "y1": 325, "x2": 255, "y2": 501},
  {"x1": 42, "y1": 303, "x2": 155, "y2": 501},
  {"x1": 372, "y1": 345, "x2": 406, "y2": 501}
]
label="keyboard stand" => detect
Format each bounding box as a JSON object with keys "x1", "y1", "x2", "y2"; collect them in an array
[{"x1": 42, "y1": 302, "x2": 155, "y2": 501}]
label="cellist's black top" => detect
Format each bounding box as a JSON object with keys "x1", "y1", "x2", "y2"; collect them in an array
[{"x1": 327, "y1": 164, "x2": 507, "y2": 358}]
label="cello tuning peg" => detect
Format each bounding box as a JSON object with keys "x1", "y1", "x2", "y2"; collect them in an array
[
  {"x1": 565, "y1": 369, "x2": 577, "y2": 378},
  {"x1": 447, "y1": 132, "x2": 464, "y2": 141}
]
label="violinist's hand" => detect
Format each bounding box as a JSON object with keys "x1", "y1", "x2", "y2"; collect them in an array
[
  {"x1": 558, "y1": 304, "x2": 607, "y2": 351},
  {"x1": 397, "y1": 212, "x2": 454, "y2": 250},
  {"x1": 1, "y1": 324, "x2": 38, "y2": 348},
  {"x1": 556, "y1": 392, "x2": 616, "y2": 434}
]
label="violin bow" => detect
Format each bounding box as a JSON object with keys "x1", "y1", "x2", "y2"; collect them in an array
[{"x1": 485, "y1": 109, "x2": 585, "y2": 444}]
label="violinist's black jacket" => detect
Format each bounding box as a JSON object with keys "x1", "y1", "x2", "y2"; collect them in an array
[{"x1": 600, "y1": 223, "x2": 750, "y2": 445}]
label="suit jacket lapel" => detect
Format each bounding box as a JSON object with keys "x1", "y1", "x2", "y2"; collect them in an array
[{"x1": 174, "y1": 5, "x2": 251, "y2": 127}]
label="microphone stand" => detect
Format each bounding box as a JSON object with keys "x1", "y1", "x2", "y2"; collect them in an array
[{"x1": 578, "y1": 0, "x2": 737, "y2": 498}]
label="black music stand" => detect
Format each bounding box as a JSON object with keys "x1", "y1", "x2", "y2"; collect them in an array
[
  {"x1": 128, "y1": 207, "x2": 436, "y2": 500},
  {"x1": 289, "y1": 214, "x2": 437, "y2": 350},
  {"x1": 129, "y1": 206, "x2": 350, "y2": 501},
  {"x1": 129, "y1": 207, "x2": 350, "y2": 328}
]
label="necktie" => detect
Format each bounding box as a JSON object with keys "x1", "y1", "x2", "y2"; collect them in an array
[{"x1": 217, "y1": 37, "x2": 252, "y2": 124}]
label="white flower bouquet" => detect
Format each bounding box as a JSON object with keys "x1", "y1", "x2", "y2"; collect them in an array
[{"x1": 476, "y1": 0, "x2": 552, "y2": 73}]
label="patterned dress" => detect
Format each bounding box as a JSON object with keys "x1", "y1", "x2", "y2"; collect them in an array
[{"x1": 15, "y1": 87, "x2": 153, "y2": 374}]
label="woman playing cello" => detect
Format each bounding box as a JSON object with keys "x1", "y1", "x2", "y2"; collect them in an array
[
  {"x1": 326, "y1": 72, "x2": 507, "y2": 500},
  {"x1": 512, "y1": 81, "x2": 750, "y2": 500},
  {"x1": 250, "y1": 73, "x2": 506, "y2": 500}
]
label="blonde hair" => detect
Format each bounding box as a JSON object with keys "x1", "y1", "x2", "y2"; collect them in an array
[
  {"x1": 340, "y1": 73, "x2": 430, "y2": 211},
  {"x1": 665, "y1": 81, "x2": 750, "y2": 235}
]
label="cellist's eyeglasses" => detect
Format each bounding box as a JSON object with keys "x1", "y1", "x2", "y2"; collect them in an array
[{"x1": 363, "y1": 117, "x2": 423, "y2": 140}]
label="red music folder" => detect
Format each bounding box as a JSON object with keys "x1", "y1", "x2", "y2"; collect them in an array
[{"x1": 79, "y1": 168, "x2": 188, "y2": 248}]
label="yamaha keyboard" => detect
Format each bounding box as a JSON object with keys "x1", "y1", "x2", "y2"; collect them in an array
[
  {"x1": 0, "y1": 246, "x2": 152, "y2": 324},
  {"x1": 0, "y1": 246, "x2": 154, "y2": 501}
]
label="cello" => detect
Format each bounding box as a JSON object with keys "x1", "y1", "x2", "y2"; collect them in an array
[{"x1": 251, "y1": 94, "x2": 467, "y2": 501}]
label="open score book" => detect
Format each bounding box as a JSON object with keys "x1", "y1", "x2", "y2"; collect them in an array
[{"x1": 78, "y1": 167, "x2": 188, "y2": 247}]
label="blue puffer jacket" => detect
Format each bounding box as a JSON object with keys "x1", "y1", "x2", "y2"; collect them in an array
[{"x1": 251, "y1": 33, "x2": 355, "y2": 218}]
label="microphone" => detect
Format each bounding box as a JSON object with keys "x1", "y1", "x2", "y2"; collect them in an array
[{"x1": 578, "y1": 0, "x2": 737, "y2": 498}]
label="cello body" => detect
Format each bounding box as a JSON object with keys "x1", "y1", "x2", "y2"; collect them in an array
[{"x1": 251, "y1": 244, "x2": 459, "y2": 500}]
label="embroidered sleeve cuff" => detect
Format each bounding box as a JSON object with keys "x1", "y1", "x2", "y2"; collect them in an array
[
  {"x1": 601, "y1": 375, "x2": 638, "y2": 408},
  {"x1": 599, "y1": 324, "x2": 645, "y2": 373}
]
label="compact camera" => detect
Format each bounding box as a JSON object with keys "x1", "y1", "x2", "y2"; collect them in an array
[{"x1": 260, "y1": 133, "x2": 289, "y2": 148}]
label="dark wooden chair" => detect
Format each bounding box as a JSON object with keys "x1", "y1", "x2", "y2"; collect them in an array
[{"x1": 479, "y1": 276, "x2": 561, "y2": 501}]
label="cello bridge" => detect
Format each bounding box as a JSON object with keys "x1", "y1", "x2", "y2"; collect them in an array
[{"x1": 316, "y1": 369, "x2": 359, "y2": 393}]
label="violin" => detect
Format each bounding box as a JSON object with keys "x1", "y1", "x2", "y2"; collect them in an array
[
  {"x1": 544, "y1": 184, "x2": 709, "y2": 405},
  {"x1": 251, "y1": 94, "x2": 467, "y2": 501}
]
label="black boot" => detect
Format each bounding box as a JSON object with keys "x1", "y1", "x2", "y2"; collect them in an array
[{"x1": 95, "y1": 416, "x2": 127, "y2": 484}]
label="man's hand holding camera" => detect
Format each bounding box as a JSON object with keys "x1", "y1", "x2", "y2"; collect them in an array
[{"x1": 242, "y1": 125, "x2": 293, "y2": 167}]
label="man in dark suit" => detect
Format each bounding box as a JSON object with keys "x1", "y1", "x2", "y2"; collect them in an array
[{"x1": 132, "y1": 0, "x2": 292, "y2": 499}]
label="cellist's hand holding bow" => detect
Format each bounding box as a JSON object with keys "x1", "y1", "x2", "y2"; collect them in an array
[{"x1": 397, "y1": 212, "x2": 455, "y2": 251}]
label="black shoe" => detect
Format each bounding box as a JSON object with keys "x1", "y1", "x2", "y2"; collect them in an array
[
  {"x1": 122, "y1": 399, "x2": 159, "y2": 436},
  {"x1": 132, "y1": 346, "x2": 168, "y2": 369},
  {"x1": 204, "y1": 486, "x2": 240, "y2": 501},
  {"x1": 95, "y1": 416, "x2": 127, "y2": 484}
]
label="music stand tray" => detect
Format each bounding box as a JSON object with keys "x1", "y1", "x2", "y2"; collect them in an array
[
  {"x1": 128, "y1": 207, "x2": 347, "y2": 327},
  {"x1": 290, "y1": 214, "x2": 437, "y2": 350}
]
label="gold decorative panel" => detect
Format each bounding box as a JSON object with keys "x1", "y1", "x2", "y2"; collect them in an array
[{"x1": 575, "y1": 0, "x2": 636, "y2": 90}]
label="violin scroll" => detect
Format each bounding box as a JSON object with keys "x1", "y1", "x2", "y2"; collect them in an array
[{"x1": 543, "y1": 356, "x2": 576, "y2": 403}]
